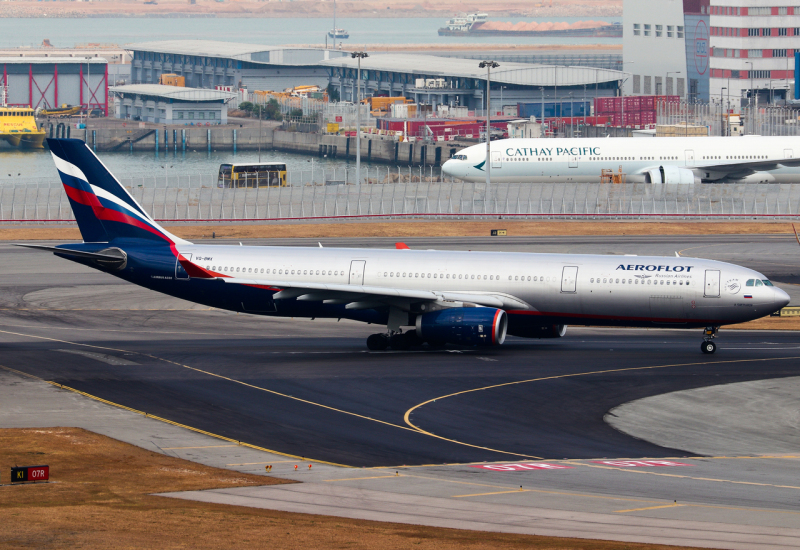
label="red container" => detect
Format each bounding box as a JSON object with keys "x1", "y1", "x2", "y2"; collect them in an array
[
  {"x1": 641, "y1": 111, "x2": 657, "y2": 124},
  {"x1": 639, "y1": 96, "x2": 655, "y2": 110},
  {"x1": 623, "y1": 96, "x2": 641, "y2": 112}
]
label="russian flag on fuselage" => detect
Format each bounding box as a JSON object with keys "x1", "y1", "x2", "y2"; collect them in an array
[{"x1": 48, "y1": 139, "x2": 188, "y2": 245}]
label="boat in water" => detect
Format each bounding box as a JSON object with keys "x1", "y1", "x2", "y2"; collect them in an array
[
  {"x1": 0, "y1": 89, "x2": 46, "y2": 149},
  {"x1": 328, "y1": 28, "x2": 349, "y2": 39},
  {"x1": 438, "y1": 13, "x2": 622, "y2": 37}
]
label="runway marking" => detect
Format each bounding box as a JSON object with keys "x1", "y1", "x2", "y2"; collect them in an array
[
  {"x1": 0, "y1": 362, "x2": 350, "y2": 468},
  {"x1": 226, "y1": 461, "x2": 299, "y2": 466},
  {"x1": 324, "y1": 475, "x2": 401, "y2": 482},
  {"x1": 452, "y1": 489, "x2": 531, "y2": 498},
  {"x1": 0, "y1": 327, "x2": 543, "y2": 462},
  {"x1": 162, "y1": 445, "x2": 238, "y2": 450},
  {"x1": 565, "y1": 461, "x2": 800, "y2": 491},
  {"x1": 615, "y1": 503, "x2": 684, "y2": 513},
  {"x1": 403, "y1": 355, "x2": 800, "y2": 460}
]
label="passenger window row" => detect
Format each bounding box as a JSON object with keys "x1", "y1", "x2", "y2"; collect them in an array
[
  {"x1": 590, "y1": 277, "x2": 691, "y2": 286},
  {"x1": 382, "y1": 272, "x2": 500, "y2": 280},
  {"x1": 209, "y1": 265, "x2": 343, "y2": 277}
]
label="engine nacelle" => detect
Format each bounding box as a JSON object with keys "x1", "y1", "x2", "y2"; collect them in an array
[
  {"x1": 415, "y1": 307, "x2": 507, "y2": 346},
  {"x1": 506, "y1": 323, "x2": 567, "y2": 339},
  {"x1": 646, "y1": 165, "x2": 699, "y2": 184}
]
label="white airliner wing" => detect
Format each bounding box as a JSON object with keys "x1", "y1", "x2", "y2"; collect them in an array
[{"x1": 217, "y1": 277, "x2": 532, "y2": 310}]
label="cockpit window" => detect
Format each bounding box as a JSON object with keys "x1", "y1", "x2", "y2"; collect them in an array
[
  {"x1": 755, "y1": 280, "x2": 763, "y2": 287},
  {"x1": 746, "y1": 279, "x2": 754, "y2": 286},
  {"x1": 762, "y1": 280, "x2": 773, "y2": 286},
  {"x1": 451, "y1": 154, "x2": 468, "y2": 160}
]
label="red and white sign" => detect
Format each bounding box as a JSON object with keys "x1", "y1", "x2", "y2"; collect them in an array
[
  {"x1": 472, "y1": 463, "x2": 574, "y2": 471},
  {"x1": 593, "y1": 460, "x2": 691, "y2": 468}
]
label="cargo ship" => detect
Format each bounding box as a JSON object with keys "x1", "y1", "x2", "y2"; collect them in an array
[
  {"x1": 438, "y1": 13, "x2": 622, "y2": 37},
  {"x1": 0, "y1": 89, "x2": 46, "y2": 149}
]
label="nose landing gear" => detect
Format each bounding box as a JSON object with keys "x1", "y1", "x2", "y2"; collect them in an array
[{"x1": 701, "y1": 326, "x2": 719, "y2": 354}]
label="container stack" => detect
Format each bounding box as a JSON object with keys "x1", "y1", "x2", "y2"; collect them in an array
[{"x1": 593, "y1": 95, "x2": 679, "y2": 128}]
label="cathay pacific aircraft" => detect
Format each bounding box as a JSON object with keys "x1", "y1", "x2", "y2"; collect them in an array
[
  {"x1": 19, "y1": 139, "x2": 789, "y2": 354},
  {"x1": 442, "y1": 136, "x2": 800, "y2": 183}
]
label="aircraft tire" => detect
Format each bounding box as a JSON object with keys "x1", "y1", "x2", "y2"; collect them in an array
[
  {"x1": 367, "y1": 333, "x2": 389, "y2": 351},
  {"x1": 390, "y1": 333, "x2": 410, "y2": 350},
  {"x1": 701, "y1": 341, "x2": 716, "y2": 354}
]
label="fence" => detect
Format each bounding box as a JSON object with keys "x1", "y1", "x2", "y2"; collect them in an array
[{"x1": 3, "y1": 177, "x2": 800, "y2": 223}]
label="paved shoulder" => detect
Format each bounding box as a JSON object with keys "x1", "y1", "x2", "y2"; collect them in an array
[{"x1": 606, "y1": 376, "x2": 800, "y2": 456}]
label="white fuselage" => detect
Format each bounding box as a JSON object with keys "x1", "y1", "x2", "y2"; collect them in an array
[
  {"x1": 442, "y1": 136, "x2": 800, "y2": 184},
  {"x1": 176, "y1": 244, "x2": 787, "y2": 327}
]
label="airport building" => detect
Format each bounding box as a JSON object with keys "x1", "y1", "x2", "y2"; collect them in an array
[
  {"x1": 319, "y1": 54, "x2": 624, "y2": 112},
  {"x1": 708, "y1": 0, "x2": 799, "y2": 103},
  {"x1": 128, "y1": 40, "x2": 347, "y2": 92},
  {"x1": 126, "y1": 40, "x2": 625, "y2": 114},
  {"x1": 109, "y1": 84, "x2": 235, "y2": 125},
  {"x1": 1, "y1": 57, "x2": 109, "y2": 114},
  {"x1": 623, "y1": 0, "x2": 711, "y2": 103}
]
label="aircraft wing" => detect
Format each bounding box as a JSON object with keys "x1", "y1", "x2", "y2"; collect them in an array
[
  {"x1": 217, "y1": 277, "x2": 532, "y2": 311},
  {"x1": 691, "y1": 160, "x2": 786, "y2": 180}
]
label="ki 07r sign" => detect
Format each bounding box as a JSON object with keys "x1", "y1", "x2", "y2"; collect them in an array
[{"x1": 11, "y1": 465, "x2": 49, "y2": 483}]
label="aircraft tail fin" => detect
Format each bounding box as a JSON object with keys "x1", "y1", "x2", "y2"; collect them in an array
[{"x1": 47, "y1": 138, "x2": 189, "y2": 245}]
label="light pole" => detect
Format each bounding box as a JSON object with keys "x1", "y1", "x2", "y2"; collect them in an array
[
  {"x1": 500, "y1": 85, "x2": 506, "y2": 115},
  {"x1": 479, "y1": 60, "x2": 499, "y2": 198},
  {"x1": 746, "y1": 61, "x2": 754, "y2": 134},
  {"x1": 351, "y1": 51, "x2": 368, "y2": 187},
  {"x1": 720, "y1": 87, "x2": 727, "y2": 136}
]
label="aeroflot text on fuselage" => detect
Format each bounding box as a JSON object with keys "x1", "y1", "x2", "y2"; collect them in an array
[
  {"x1": 617, "y1": 264, "x2": 694, "y2": 272},
  {"x1": 505, "y1": 147, "x2": 601, "y2": 157}
]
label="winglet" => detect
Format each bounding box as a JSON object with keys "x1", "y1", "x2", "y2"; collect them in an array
[
  {"x1": 793, "y1": 224, "x2": 800, "y2": 247},
  {"x1": 395, "y1": 242, "x2": 410, "y2": 250},
  {"x1": 675, "y1": 251, "x2": 680, "y2": 257},
  {"x1": 319, "y1": 242, "x2": 323, "y2": 248}
]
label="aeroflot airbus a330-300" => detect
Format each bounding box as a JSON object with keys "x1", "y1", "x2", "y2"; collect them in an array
[{"x1": 20, "y1": 139, "x2": 789, "y2": 354}]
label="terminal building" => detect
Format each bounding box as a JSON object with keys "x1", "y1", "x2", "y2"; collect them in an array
[
  {"x1": 109, "y1": 84, "x2": 235, "y2": 125},
  {"x1": 126, "y1": 40, "x2": 626, "y2": 114}
]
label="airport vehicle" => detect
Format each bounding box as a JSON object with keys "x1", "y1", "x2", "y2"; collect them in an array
[
  {"x1": 217, "y1": 162, "x2": 287, "y2": 188},
  {"x1": 20, "y1": 139, "x2": 789, "y2": 354},
  {"x1": 442, "y1": 136, "x2": 800, "y2": 183}
]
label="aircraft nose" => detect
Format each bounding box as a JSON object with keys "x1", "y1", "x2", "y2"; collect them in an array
[
  {"x1": 442, "y1": 159, "x2": 456, "y2": 177},
  {"x1": 773, "y1": 286, "x2": 791, "y2": 310}
]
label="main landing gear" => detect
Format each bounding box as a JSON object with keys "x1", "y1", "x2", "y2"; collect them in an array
[
  {"x1": 366, "y1": 330, "x2": 422, "y2": 351},
  {"x1": 701, "y1": 326, "x2": 719, "y2": 354}
]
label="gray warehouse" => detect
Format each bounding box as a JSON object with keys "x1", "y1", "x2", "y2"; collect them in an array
[
  {"x1": 110, "y1": 84, "x2": 235, "y2": 125},
  {"x1": 1, "y1": 57, "x2": 109, "y2": 114}
]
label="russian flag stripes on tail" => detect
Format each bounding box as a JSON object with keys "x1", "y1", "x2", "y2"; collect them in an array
[{"x1": 48, "y1": 138, "x2": 189, "y2": 245}]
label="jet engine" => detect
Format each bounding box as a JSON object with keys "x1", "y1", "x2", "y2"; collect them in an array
[
  {"x1": 646, "y1": 165, "x2": 699, "y2": 184},
  {"x1": 415, "y1": 307, "x2": 507, "y2": 346}
]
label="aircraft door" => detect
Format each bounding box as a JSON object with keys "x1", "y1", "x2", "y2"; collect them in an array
[
  {"x1": 561, "y1": 266, "x2": 578, "y2": 293},
  {"x1": 685, "y1": 150, "x2": 695, "y2": 164},
  {"x1": 491, "y1": 150, "x2": 502, "y2": 169},
  {"x1": 569, "y1": 157, "x2": 578, "y2": 168},
  {"x1": 175, "y1": 253, "x2": 192, "y2": 280},
  {"x1": 785, "y1": 149, "x2": 794, "y2": 160},
  {"x1": 349, "y1": 260, "x2": 366, "y2": 285},
  {"x1": 704, "y1": 269, "x2": 720, "y2": 297}
]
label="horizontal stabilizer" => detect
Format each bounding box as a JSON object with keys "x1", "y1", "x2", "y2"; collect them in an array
[{"x1": 14, "y1": 244, "x2": 127, "y2": 269}]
